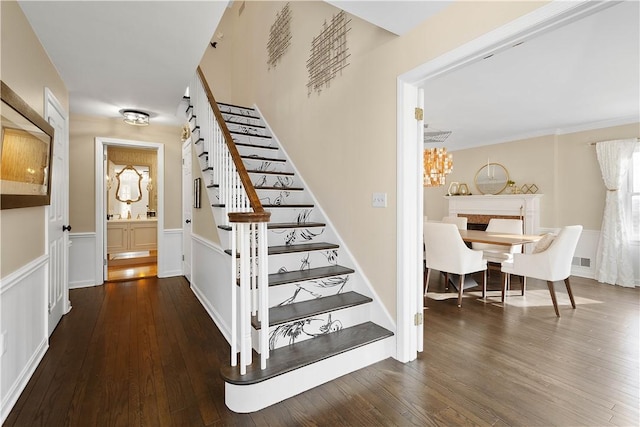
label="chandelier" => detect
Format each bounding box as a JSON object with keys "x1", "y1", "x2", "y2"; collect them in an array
[{"x1": 423, "y1": 147, "x2": 453, "y2": 187}]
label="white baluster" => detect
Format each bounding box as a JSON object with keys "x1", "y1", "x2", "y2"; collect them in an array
[
  {"x1": 258, "y1": 221, "x2": 269, "y2": 369},
  {"x1": 230, "y1": 223, "x2": 237, "y2": 367}
]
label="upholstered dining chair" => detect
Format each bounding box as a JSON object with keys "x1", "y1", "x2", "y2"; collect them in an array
[
  {"x1": 472, "y1": 218, "x2": 524, "y2": 292},
  {"x1": 442, "y1": 215, "x2": 468, "y2": 230},
  {"x1": 501, "y1": 225, "x2": 582, "y2": 317},
  {"x1": 424, "y1": 222, "x2": 487, "y2": 307}
]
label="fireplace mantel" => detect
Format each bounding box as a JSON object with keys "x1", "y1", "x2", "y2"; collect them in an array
[{"x1": 445, "y1": 194, "x2": 543, "y2": 235}]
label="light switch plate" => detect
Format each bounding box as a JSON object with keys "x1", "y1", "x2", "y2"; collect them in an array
[{"x1": 372, "y1": 192, "x2": 387, "y2": 208}]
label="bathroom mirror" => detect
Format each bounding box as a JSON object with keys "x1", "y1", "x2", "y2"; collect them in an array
[
  {"x1": 115, "y1": 165, "x2": 143, "y2": 204},
  {"x1": 474, "y1": 163, "x2": 509, "y2": 195}
]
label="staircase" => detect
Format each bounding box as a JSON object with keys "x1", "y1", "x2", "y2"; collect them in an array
[{"x1": 186, "y1": 68, "x2": 394, "y2": 413}]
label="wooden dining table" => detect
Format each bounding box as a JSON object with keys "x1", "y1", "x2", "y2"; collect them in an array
[{"x1": 458, "y1": 229, "x2": 542, "y2": 247}]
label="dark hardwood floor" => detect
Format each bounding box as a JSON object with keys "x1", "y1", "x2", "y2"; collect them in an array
[{"x1": 5, "y1": 273, "x2": 639, "y2": 426}]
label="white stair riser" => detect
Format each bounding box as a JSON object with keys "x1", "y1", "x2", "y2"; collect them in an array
[
  {"x1": 227, "y1": 124, "x2": 271, "y2": 138},
  {"x1": 257, "y1": 190, "x2": 312, "y2": 206},
  {"x1": 221, "y1": 114, "x2": 263, "y2": 128},
  {"x1": 267, "y1": 275, "x2": 355, "y2": 306},
  {"x1": 266, "y1": 226, "x2": 328, "y2": 246},
  {"x1": 263, "y1": 207, "x2": 319, "y2": 224},
  {"x1": 267, "y1": 250, "x2": 342, "y2": 274},
  {"x1": 218, "y1": 104, "x2": 257, "y2": 116},
  {"x1": 251, "y1": 304, "x2": 371, "y2": 351}
]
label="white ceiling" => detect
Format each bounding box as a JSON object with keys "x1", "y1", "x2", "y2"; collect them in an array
[
  {"x1": 420, "y1": 1, "x2": 640, "y2": 151},
  {"x1": 18, "y1": 1, "x2": 229, "y2": 126},
  {"x1": 18, "y1": 1, "x2": 639, "y2": 148}
]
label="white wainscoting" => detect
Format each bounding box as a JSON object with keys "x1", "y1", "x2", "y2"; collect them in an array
[
  {"x1": 69, "y1": 232, "x2": 97, "y2": 289},
  {"x1": 158, "y1": 229, "x2": 182, "y2": 278},
  {"x1": 190, "y1": 234, "x2": 233, "y2": 344},
  {"x1": 0, "y1": 255, "x2": 49, "y2": 424},
  {"x1": 69, "y1": 229, "x2": 183, "y2": 288}
]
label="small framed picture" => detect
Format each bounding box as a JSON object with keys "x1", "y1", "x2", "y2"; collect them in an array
[{"x1": 193, "y1": 177, "x2": 201, "y2": 208}]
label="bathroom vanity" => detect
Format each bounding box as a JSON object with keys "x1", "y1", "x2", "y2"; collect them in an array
[{"x1": 107, "y1": 218, "x2": 157, "y2": 254}]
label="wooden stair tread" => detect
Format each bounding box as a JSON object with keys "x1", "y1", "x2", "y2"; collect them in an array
[
  {"x1": 251, "y1": 291, "x2": 372, "y2": 329},
  {"x1": 224, "y1": 242, "x2": 339, "y2": 257},
  {"x1": 269, "y1": 265, "x2": 354, "y2": 286},
  {"x1": 246, "y1": 170, "x2": 294, "y2": 176},
  {"x1": 234, "y1": 142, "x2": 278, "y2": 150},
  {"x1": 221, "y1": 322, "x2": 393, "y2": 385},
  {"x1": 241, "y1": 155, "x2": 286, "y2": 162},
  {"x1": 212, "y1": 203, "x2": 314, "y2": 208},
  {"x1": 218, "y1": 222, "x2": 326, "y2": 231}
]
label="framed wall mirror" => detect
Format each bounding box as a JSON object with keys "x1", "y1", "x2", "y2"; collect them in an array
[
  {"x1": 1, "y1": 81, "x2": 55, "y2": 209},
  {"x1": 115, "y1": 165, "x2": 143, "y2": 204},
  {"x1": 474, "y1": 162, "x2": 509, "y2": 195}
]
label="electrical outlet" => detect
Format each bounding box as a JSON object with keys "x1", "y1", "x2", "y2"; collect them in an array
[{"x1": 372, "y1": 192, "x2": 387, "y2": 208}]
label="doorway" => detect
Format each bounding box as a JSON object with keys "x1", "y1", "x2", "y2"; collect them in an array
[
  {"x1": 95, "y1": 138, "x2": 165, "y2": 284},
  {"x1": 395, "y1": 0, "x2": 609, "y2": 363},
  {"x1": 105, "y1": 147, "x2": 158, "y2": 280}
]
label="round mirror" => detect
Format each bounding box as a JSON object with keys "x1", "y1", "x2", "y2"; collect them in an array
[
  {"x1": 115, "y1": 165, "x2": 143, "y2": 204},
  {"x1": 474, "y1": 163, "x2": 509, "y2": 195}
]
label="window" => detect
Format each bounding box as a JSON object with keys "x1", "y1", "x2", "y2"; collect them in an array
[{"x1": 628, "y1": 148, "x2": 640, "y2": 242}]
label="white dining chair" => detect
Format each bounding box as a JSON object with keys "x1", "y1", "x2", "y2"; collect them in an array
[
  {"x1": 442, "y1": 215, "x2": 468, "y2": 230},
  {"x1": 501, "y1": 225, "x2": 582, "y2": 316},
  {"x1": 424, "y1": 222, "x2": 487, "y2": 307}
]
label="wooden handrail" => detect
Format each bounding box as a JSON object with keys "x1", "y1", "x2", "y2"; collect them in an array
[{"x1": 196, "y1": 66, "x2": 270, "y2": 224}]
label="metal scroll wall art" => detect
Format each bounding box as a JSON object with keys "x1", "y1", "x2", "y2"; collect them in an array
[
  {"x1": 267, "y1": 2, "x2": 292, "y2": 70},
  {"x1": 306, "y1": 10, "x2": 351, "y2": 95}
]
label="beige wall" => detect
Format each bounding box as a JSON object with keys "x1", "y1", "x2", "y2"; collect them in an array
[
  {"x1": 0, "y1": 0, "x2": 69, "y2": 277},
  {"x1": 424, "y1": 123, "x2": 639, "y2": 229},
  {"x1": 200, "y1": 1, "x2": 546, "y2": 318},
  {"x1": 191, "y1": 142, "x2": 219, "y2": 243},
  {"x1": 69, "y1": 115, "x2": 182, "y2": 232}
]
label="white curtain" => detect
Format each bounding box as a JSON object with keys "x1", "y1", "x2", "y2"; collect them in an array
[{"x1": 595, "y1": 139, "x2": 638, "y2": 287}]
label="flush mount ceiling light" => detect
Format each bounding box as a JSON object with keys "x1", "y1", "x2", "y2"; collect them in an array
[{"x1": 121, "y1": 109, "x2": 149, "y2": 126}]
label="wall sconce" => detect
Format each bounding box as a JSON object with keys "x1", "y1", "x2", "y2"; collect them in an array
[
  {"x1": 106, "y1": 174, "x2": 113, "y2": 191},
  {"x1": 121, "y1": 109, "x2": 149, "y2": 126},
  {"x1": 146, "y1": 177, "x2": 153, "y2": 192}
]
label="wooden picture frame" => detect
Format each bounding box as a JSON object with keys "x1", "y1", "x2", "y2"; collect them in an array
[{"x1": 1, "y1": 81, "x2": 55, "y2": 209}]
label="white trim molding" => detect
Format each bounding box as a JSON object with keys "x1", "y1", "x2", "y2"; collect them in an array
[{"x1": 94, "y1": 138, "x2": 165, "y2": 286}]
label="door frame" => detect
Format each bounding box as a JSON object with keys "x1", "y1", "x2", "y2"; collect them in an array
[
  {"x1": 395, "y1": 0, "x2": 612, "y2": 362},
  {"x1": 94, "y1": 137, "x2": 165, "y2": 284}
]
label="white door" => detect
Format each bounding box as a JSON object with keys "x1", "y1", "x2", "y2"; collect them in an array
[
  {"x1": 182, "y1": 140, "x2": 193, "y2": 281},
  {"x1": 46, "y1": 90, "x2": 69, "y2": 336}
]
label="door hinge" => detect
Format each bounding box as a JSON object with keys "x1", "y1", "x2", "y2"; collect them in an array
[
  {"x1": 414, "y1": 107, "x2": 424, "y2": 121},
  {"x1": 103, "y1": 259, "x2": 107, "y2": 266},
  {"x1": 182, "y1": 255, "x2": 185, "y2": 261},
  {"x1": 414, "y1": 312, "x2": 423, "y2": 326},
  {"x1": 48, "y1": 303, "x2": 52, "y2": 314}
]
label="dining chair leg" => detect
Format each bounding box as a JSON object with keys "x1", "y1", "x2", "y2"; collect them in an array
[
  {"x1": 521, "y1": 276, "x2": 526, "y2": 296},
  {"x1": 564, "y1": 277, "x2": 576, "y2": 309},
  {"x1": 547, "y1": 280, "x2": 560, "y2": 317},
  {"x1": 423, "y1": 262, "x2": 428, "y2": 293},
  {"x1": 457, "y1": 274, "x2": 465, "y2": 307},
  {"x1": 502, "y1": 273, "x2": 509, "y2": 303},
  {"x1": 424, "y1": 268, "x2": 432, "y2": 296},
  {"x1": 444, "y1": 272, "x2": 449, "y2": 290},
  {"x1": 481, "y1": 270, "x2": 487, "y2": 299}
]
